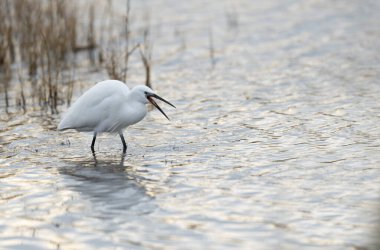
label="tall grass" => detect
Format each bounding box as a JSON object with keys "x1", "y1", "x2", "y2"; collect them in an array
[
  {"x1": 0, "y1": 0, "x2": 158, "y2": 114},
  {"x1": 0, "y1": 0, "x2": 13, "y2": 113},
  {"x1": 104, "y1": 0, "x2": 140, "y2": 83},
  {"x1": 22, "y1": 0, "x2": 78, "y2": 113},
  {"x1": 0, "y1": 0, "x2": 90, "y2": 114},
  {"x1": 208, "y1": 28, "x2": 216, "y2": 68},
  {"x1": 0, "y1": 0, "x2": 77, "y2": 113},
  {"x1": 139, "y1": 17, "x2": 153, "y2": 89}
]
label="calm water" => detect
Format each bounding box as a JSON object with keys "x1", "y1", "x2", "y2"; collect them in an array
[{"x1": 1, "y1": 0, "x2": 380, "y2": 249}]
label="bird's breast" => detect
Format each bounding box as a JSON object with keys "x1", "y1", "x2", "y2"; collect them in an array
[{"x1": 122, "y1": 103, "x2": 147, "y2": 126}]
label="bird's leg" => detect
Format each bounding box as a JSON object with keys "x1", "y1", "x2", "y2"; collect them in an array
[
  {"x1": 92, "y1": 150, "x2": 98, "y2": 166},
  {"x1": 119, "y1": 152, "x2": 126, "y2": 166},
  {"x1": 91, "y1": 132, "x2": 97, "y2": 152},
  {"x1": 119, "y1": 131, "x2": 127, "y2": 153}
]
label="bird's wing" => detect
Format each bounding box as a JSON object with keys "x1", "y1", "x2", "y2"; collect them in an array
[{"x1": 58, "y1": 80, "x2": 129, "y2": 131}]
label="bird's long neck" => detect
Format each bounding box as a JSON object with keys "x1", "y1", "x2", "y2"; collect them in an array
[{"x1": 123, "y1": 91, "x2": 147, "y2": 126}]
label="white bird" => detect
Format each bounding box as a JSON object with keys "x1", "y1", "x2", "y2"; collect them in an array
[{"x1": 58, "y1": 80, "x2": 175, "y2": 152}]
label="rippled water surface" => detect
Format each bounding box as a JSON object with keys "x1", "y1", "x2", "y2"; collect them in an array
[{"x1": 1, "y1": 0, "x2": 380, "y2": 249}]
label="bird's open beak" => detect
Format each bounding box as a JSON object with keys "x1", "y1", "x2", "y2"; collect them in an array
[{"x1": 147, "y1": 93, "x2": 176, "y2": 120}]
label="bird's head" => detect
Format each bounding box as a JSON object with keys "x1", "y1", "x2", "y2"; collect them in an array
[{"x1": 132, "y1": 85, "x2": 176, "y2": 120}]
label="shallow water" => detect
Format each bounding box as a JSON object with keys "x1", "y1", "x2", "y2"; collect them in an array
[{"x1": 1, "y1": 0, "x2": 380, "y2": 249}]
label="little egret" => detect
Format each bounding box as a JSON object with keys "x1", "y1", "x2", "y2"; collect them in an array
[{"x1": 58, "y1": 80, "x2": 175, "y2": 152}]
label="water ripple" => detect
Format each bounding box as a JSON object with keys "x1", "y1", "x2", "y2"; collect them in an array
[{"x1": 1, "y1": 0, "x2": 380, "y2": 249}]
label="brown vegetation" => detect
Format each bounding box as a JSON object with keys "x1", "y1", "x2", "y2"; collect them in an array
[
  {"x1": 0, "y1": 0, "x2": 156, "y2": 115},
  {"x1": 0, "y1": 0, "x2": 81, "y2": 114},
  {"x1": 104, "y1": 0, "x2": 141, "y2": 83},
  {"x1": 139, "y1": 23, "x2": 153, "y2": 89}
]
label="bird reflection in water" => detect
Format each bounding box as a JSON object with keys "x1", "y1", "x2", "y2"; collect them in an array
[
  {"x1": 59, "y1": 152, "x2": 154, "y2": 214},
  {"x1": 91, "y1": 150, "x2": 126, "y2": 167}
]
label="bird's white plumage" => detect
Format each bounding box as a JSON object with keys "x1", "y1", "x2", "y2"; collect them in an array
[
  {"x1": 58, "y1": 80, "x2": 151, "y2": 133},
  {"x1": 58, "y1": 79, "x2": 175, "y2": 152}
]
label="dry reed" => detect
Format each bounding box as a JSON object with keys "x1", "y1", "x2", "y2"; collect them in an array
[
  {"x1": 139, "y1": 26, "x2": 153, "y2": 88},
  {"x1": 0, "y1": 0, "x2": 13, "y2": 112},
  {"x1": 0, "y1": 0, "x2": 86, "y2": 114},
  {"x1": 1, "y1": 0, "x2": 159, "y2": 114},
  {"x1": 104, "y1": 0, "x2": 139, "y2": 83},
  {"x1": 208, "y1": 28, "x2": 216, "y2": 68}
]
